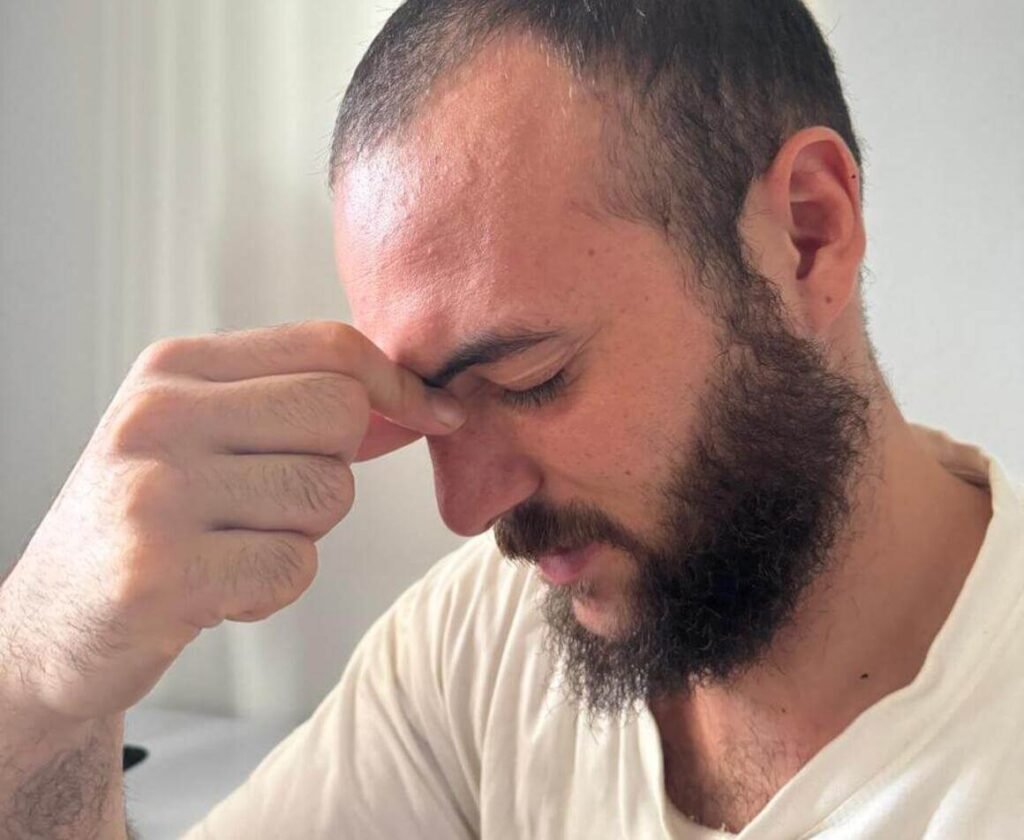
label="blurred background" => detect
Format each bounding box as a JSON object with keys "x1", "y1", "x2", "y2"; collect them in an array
[{"x1": 1, "y1": 0, "x2": 1022, "y2": 755}]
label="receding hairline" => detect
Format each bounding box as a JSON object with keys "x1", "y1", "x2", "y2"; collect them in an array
[{"x1": 329, "y1": 25, "x2": 654, "y2": 191}]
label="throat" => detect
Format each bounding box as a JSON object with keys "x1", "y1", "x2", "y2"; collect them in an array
[
  {"x1": 652, "y1": 695, "x2": 814, "y2": 833},
  {"x1": 659, "y1": 717, "x2": 808, "y2": 833}
]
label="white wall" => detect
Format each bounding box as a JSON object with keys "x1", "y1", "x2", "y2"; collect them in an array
[
  {"x1": 1, "y1": 1, "x2": 1021, "y2": 725},
  {"x1": 823, "y1": 0, "x2": 1024, "y2": 475},
  {"x1": 1, "y1": 3, "x2": 104, "y2": 570}
]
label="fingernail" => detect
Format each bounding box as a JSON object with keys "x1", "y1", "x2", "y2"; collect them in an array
[{"x1": 428, "y1": 390, "x2": 467, "y2": 429}]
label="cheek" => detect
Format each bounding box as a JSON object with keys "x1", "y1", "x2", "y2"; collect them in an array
[{"x1": 523, "y1": 365, "x2": 700, "y2": 523}]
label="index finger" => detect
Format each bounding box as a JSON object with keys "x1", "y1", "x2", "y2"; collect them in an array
[{"x1": 149, "y1": 320, "x2": 466, "y2": 436}]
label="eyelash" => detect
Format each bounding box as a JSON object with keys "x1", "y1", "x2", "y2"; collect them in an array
[{"x1": 499, "y1": 369, "x2": 569, "y2": 409}]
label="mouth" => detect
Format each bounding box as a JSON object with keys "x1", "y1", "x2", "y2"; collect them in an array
[{"x1": 535, "y1": 542, "x2": 599, "y2": 586}]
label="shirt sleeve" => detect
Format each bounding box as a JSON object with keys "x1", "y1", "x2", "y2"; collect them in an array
[{"x1": 180, "y1": 540, "x2": 492, "y2": 839}]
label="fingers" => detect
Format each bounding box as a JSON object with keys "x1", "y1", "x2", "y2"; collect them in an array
[
  {"x1": 184, "y1": 530, "x2": 319, "y2": 626},
  {"x1": 189, "y1": 372, "x2": 372, "y2": 462},
  {"x1": 137, "y1": 321, "x2": 465, "y2": 438},
  {"x1": 354, "y1": 413, "x2": 424, "y2": 462},
  {"x1": 185, "y1": 453, "x2": 355, "y2": 540},
  {"x1": 119, "y1": 368, "x2": 449, "y2": 466}
]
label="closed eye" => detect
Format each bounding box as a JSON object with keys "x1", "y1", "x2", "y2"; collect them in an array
[{"x1": 499, "y1": 369, "x2": 569, "y2": 410}]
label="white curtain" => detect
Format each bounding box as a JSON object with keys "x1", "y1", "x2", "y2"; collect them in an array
[
  {"x1": 94, "y1": 0, "x2": 374, "y2": 397},
  {"x1": 91, "y1": 0, "x2": 464, "y2": 724}
]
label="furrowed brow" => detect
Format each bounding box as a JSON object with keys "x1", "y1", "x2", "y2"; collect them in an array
[{"x1": 423, "y1": 328, "x2": 563, "y2": 388}]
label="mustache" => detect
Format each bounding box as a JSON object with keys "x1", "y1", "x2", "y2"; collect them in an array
[{"x1": 493, "y1": 499, "x2": 643, "y2": 562}]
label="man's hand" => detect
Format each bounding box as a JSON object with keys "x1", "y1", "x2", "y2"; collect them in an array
[{"x1": 0, "y1": 319, "x2": 464, "y2": 722}]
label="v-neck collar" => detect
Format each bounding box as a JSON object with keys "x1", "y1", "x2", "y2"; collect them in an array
[{"x1": 633, "y1": 424, "x2": 1022, "y2": 839}]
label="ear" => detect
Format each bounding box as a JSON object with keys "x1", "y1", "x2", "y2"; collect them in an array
[{"x1": 744, "y1": 127, "x2": 866, "y2": 336}]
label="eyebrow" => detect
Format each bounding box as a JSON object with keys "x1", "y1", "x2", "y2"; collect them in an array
[{"x1": 422, "y1": 328, "x2": 564, "y2": 388}]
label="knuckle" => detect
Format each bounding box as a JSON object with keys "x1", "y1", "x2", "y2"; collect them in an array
[
  {"x1": 121, "y1": 460, "x2": 186, "y2": 523},
  {"x1": 294, "y1": 457, "x2": 355, "y2": 518},
  {"x1": 261, "y1": 536, "x2": 318, "y2": 602},
  {"x1": 134, "y1": 337, "x2": 190, "y2": 374},
  {"x1": 321, "y1": 459, "x2": 356, "y2": 518},
  {"x1": 107, "y1": 386, "x2": 186, "y2": 454},
  {"x1": 308, "y1": 374, "x2": 371, "y2": 453},
  {"x1": 109, "y1": 529, "x2": 174, "y2": 606},
  {"x1": 289, "y1": 540, "x2": 319, "y2": 593},
  {"x1": 321, "y1": 320, "x2": 358, "y2": 355},
  {"x1": 265, "y1": 535, "x2": 302, "y2": 576},
  {"x1": 110, "y1": 553, "x2": 153, "y2": 608}
]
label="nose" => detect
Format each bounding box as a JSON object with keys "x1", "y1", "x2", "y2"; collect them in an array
[{"x1": 426, "y1": 418, "x2": 540, "y2": 537}]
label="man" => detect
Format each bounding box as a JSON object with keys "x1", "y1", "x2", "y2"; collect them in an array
[{"x1": 0, "y1": 1, "x2": 1020, "y2": 837}]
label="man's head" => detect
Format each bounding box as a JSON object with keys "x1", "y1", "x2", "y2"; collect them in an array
[{"x1": 331, "y1": 0, "x2": 880, "y2": 715}]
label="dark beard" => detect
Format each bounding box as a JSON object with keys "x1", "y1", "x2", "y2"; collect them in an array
[{"x1": 493, "y1": 272, "x2": 875, "y2": 718}]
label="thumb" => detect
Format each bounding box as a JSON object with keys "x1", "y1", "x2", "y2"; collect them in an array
[
  {"x1": 355, "y1": 413, "x2": 425, "y2": 462},
  {"x1": 352, "y1": 335, "x2": 466, "y2": 435}
]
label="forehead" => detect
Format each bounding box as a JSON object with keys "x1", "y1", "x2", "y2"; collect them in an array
[{"x1": 332, "y1": 36, "x2": 614, "y2": 370}]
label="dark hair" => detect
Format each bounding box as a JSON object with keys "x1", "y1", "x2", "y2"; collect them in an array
[{"x1": 330, "y1": 0, "x2": 862, "y2": 296}]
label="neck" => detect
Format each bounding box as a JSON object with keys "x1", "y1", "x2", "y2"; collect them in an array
[{"x1": 653, "y1": 390, "x2": 993, "y2": 827}]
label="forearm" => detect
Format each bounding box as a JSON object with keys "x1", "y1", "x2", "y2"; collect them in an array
[{"x1": 0, "y1": 710, "x2": 127, "y2": 839}]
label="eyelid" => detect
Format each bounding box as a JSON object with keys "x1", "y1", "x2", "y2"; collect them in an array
[
  {"x1": 499, "y1": 368, "x2": 569, "y2": 409},
  {"x1": 487, "y1": 346, "x2": 578, "y2": 389},
  {"x1": 495, "y1": 362, "x2": 566, "y2": 390},
  {"x1": 440, "y1": 353, "x2": 557, "y2": 396}
]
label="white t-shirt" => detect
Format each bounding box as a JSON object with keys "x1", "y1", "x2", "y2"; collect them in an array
[{"x1": 184, "y1": 423, "x2": 1024, "y2": 838}]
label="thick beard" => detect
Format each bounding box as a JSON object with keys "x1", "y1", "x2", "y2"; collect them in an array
[{"x1": 494, "y1": 271, "x2": 875, "y2": 719}]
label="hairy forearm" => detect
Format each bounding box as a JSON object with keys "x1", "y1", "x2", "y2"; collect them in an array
[{"x1": 0, "y1": 711, "x2": 127, "y2": 839}]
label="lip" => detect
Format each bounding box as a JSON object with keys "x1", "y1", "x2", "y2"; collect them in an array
[{"x1": 536, "y1": 543, "x2": 599, "y2": 586}]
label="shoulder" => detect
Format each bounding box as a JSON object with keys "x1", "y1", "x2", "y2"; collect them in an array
[
  {"x1": 368, "y1": 532, "x2": 550, "y2": 745},
  {"x1": 396, "y1": 532, "x2": 539, "y2": 628},
  {"x1": 384, "y1": 531, "x2": 546, "y2": 679},
  {"x1": 182, "y1": 535, "x2": 546, "y2": 840}
]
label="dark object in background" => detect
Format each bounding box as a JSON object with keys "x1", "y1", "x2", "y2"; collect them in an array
[{"x1": 123, "y1": 744, "x2": 148, "y2": 771}]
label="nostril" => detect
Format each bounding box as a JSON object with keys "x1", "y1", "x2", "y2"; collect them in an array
[{"x1": 427, "y1": 436, "x2": 540, "y2": 538}]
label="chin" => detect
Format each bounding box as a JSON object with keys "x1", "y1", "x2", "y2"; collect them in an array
[
  {"x1": 571, "y1": 589, "x2": 632, "y2": 639},
  {"x1": 560, "y1": 552, "x2": 638, "y2": 639}
]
